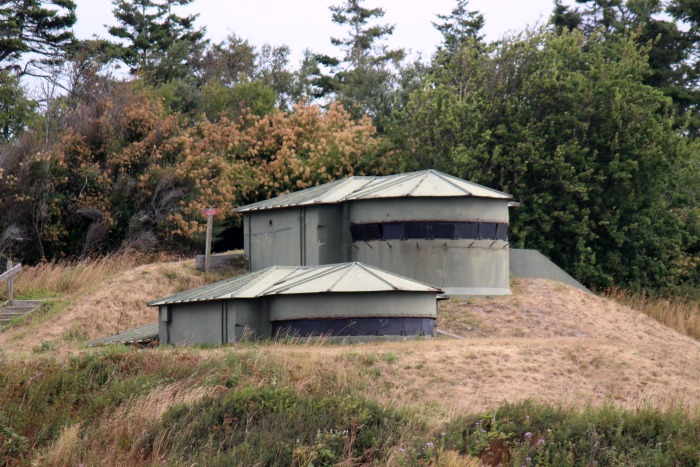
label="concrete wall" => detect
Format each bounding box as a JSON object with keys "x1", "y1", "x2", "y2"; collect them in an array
[
  {"x1": 267, "y1": 292, "x2": 437, "y2": 321},
  {"x1": 159, "y1": 299, "x2": 268, "y2": 345},
  {"x1": 244, "y1": 206, "x2": 344, "y2": 271},
  {"x1": 158, "y1": 292, "x2": 438, "y2": 344},
  {"x1": 348, "y1": 197, "x2": 509, "y2": 223},
  {"x1": 510, "y1": 249, "x2": 589, "y2": 292},
  {"x1": 352, "y1": 240, "x2": 510, "y2": 295},
  {"x1": 243, "y1": 197, "x2": 511, "y2": 295},
  {"x1": 348, "y1": 198, "x2": 511, "y2": 295},
  {"x1": 244, "y1": 209, "x2": 302, "y2": 270},
  {"x1": 160, "y1": 301, "x2": 225, "y2": 345},
  {"x1": 227, "y1": 299, "x2": 270, "y2": 341}
]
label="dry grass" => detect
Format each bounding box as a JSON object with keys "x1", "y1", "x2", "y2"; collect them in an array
[
  {"x1": 4, "y1": 254, "x2": 700, "y2": 431},
  {"x1": 0, "y1": 256, "x2": 244, "y2": 355},
  {"x1": 45, "y1": 423, "x2": 81, "y2": 467},
  {"x1": 9, "y1": 252, "x2": 165, "y2": 298},
  {"x1": 233, "y1": 279, "x2": 700, "y2": 425},
  {"x1": 89, "y1": 380, "x2": 227, "y2": 464},
  {"x1": 607, "y1": 287, "x2": 700, "y2": 340}
]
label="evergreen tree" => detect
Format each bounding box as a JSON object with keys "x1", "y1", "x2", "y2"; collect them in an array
[
  {"x1": 0, "y1": 71, "x2": 36, "y2": 142},
  {"x1": 108, "y1": 0, "x2": 206, "y2": 83},
  {"x1": 550, "y1": 0, "x2": 699, "y2": 133},
  {"x1": 395, "y1": 29, "x2": 692, "y2": 289},
  {"x1": 314, "y1": 0, "x2": 405, "y2": 124},
  {"x1": 433, "y1": 0, "x2": 485, "y2": 51},
  {"x1": 668, "y1": 0, "x2": 700, "y2": 132},
  {"x1": 551, "y1": 0, "x2": 582, "y2": 32},
  {"x1": 0, "y1": 0, "x2": 77, "y2": 76}
]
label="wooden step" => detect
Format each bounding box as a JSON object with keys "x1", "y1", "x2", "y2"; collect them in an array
[{"x1": 0, "y1": 300, "x2": 43, "y2": 328}]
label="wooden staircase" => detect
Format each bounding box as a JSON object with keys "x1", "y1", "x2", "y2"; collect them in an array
[
  {"x1": 0, "y1": 300, "x2": 43, "y2": 328},
  {"x1": 0, "y1": 261, "x2": 43, "y2": 329}
]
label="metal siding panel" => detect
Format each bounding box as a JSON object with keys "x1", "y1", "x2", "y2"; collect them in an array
[
  {"x1": 431, "y1": 223, "x2": 456, "y2": 239},
  {"x1": 404, "y1": 222, "x2": 430, "y2": 239},
  {"x1": 479, "y1": 223, "x2": 497, "y2": 240},
  {"x1": 349, "y1": 198, "x2": 509, "y2": 224},
  {"x1": 352, "y1": 240, "x2": 510, "y2": 294},
  {"x1": 455, "y1": 222, "x2": 479, "y2": 239},
  {"x1": 268, "y1": 293, "x2": 437, "y2": 321},
  {"x1": 381, "y1": 223, "x2": 405, "y2": 240}
]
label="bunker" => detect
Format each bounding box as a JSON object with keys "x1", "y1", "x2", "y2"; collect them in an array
[
  {"x1": 236, "y1": 169, "x2": 515, "y2": 295},
  {"x1": 148, "y1": 262, "x2": 443, "y2": 345}
]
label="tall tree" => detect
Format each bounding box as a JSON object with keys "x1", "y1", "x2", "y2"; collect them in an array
[
  {"x1": 0, "y1": 0, "x2": 76, "y2": 77},
  {"x1": 668, "y1": 0, "x2": 700, "y2": 132},
  {"x1": 313, "y1": 0, "x2": 404, "y2": 125},
  {"x1": 0, "y1": 71, "x2": 36, "y2": 142},
  {"x1": 550, "y1": 0, "x2": 699, "y2": 133},
  {"x1": 108, "y1": 0, "x2": 206, "y2": 83},
  {"x1": 433, "y1": 0, "x2": 485, "y2": 51},
  {"x1": 394, "y1": 29, "x2": 694, "y2": 290}
]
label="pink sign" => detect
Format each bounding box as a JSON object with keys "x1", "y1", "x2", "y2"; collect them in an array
[{"x1": 202, "y1": 208, "x2": 219, "y2": 216}]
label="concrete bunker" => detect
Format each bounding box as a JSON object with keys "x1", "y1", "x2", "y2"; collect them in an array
[
  {"x1": 236, "y1": 169, "x2": 515, "y2": 295},
  {"x1": 148, "y1": 262, "x2": 443, "y2": 345}
]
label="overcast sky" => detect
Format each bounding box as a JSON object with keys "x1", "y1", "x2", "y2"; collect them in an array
[{"x1": 73, "y1": 0, "x2": 557, "y2": 64}]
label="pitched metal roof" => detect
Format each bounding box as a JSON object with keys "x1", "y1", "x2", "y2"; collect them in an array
[
  {"x1": 235, "y1": 170, "x2": 512, "y2": 212},
  {"x1": 148, "y1": 263, "x2": 442, "y2": 306},
  {"x1": 86, "y1": 322, "x2": 159, "y2": 347}
]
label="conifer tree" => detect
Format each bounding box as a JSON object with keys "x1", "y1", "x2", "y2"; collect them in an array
[
  {"x1": 312, "y1": 0, "x2": 404, "y2": 124},
  {"x1": 0, "y1": 0, "x2": 77, "y2": 76},
  {"x1": 433, "y1": 0, "x2": 485, "y2": 51},
  {"x1": 108, "y1": 0, "x2": 206, "y2": 83}
]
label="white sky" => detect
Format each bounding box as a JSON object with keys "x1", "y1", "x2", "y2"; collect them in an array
[{"x1": 72, "y1": 0, "x2": 557, "y2": 65}]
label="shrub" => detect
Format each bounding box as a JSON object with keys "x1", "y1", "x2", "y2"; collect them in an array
[
  {"x1": 149, "y1": 385, "x2": 412, "y2": 465},
  {"x1": 443, "y1": 400, "x2": 700, "y2": 466}
]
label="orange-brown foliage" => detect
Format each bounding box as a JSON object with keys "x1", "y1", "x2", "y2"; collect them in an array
[{"x1": 1, "y1": 87, "x2": 391, "y2": 258}]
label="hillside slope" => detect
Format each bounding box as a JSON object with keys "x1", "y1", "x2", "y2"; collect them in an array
[{"x1": 1, "y1": 261, "x2": 699, "y2": 417}]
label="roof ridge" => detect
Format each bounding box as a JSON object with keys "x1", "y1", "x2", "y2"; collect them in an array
[
  {"x1": 438, "y1": 171, "x2": 514, "y2": 197},
  {"x1": 229, "y1": 265, "x2": 296, "y2": 297},
  {"x1": 355, "y1": 262, "x2": 399, "y2": 290},
  {"x1": 356, "y1": 262, "x2": 445, "y2": 291},
  {"x1": 264, "y1": 263, "x2": 346, "y2": 295},
  {"x1": 146, "y1": 267, "x2": 275, "y2": 306},
  {"x1": 428, "y1": 170, "x2": 474, "y2": 196}
]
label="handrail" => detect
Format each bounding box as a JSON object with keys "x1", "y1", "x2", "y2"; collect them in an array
[{"x1": 1, "y1": 261, "x2": 21, "y2": 305}]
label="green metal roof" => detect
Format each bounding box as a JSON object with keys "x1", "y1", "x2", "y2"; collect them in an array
[
  {"x1": 235, "y1": 169, "x2": 512, "y2": 213},
  {"x1": 86, "y1": 322, "x2": 159, "y2": 346},
  {"x1": 148, "y1": 262, "x2": 443, "y2": 306}
]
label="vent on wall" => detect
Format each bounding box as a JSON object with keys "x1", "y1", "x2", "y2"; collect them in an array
[{"x1": 350, "y1": 222, "x2": 508, "y2": 242}]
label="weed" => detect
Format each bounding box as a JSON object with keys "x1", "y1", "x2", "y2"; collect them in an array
[
  {"x1": 383, "y1": 352, "x2": 398, "y2": 363},
  {"x1": 32, "y1": 341, "x2": 54, "y2": 353},
  {"x1": 443, "y1": 400, "x2": 700, "y2": 466},
  {"x1": 363, "y1": 353, "x2": 377, "y2": 366}
]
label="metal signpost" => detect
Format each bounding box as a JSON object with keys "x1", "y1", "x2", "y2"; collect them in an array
[{"x1": 202, "y1": 208, "x2": 219, "y2": 273}]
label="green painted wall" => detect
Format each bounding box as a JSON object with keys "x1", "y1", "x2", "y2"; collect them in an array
[
  {"x1": 352, "y1": 240, "x2": 510, "y2": 295},
  {"x1": 160, "y1": 299, "x2": 269, "y2": 345},
  {"x1": 347, "y1": 198, "x2": 509, "y2": 223},
  {"x1": 242, "y1": 197, "x2": 511, "y2": 295},
  {"x1": 267, "y1": 293, "x2": 437, "y2": 321}
]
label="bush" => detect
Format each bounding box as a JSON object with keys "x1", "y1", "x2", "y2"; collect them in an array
[
  {"x1": 444, "y1": 400, "x2": 700, "y2": 466},
  {"x1": 150, "y1": 385, "x2": 413, "y2": 465}
]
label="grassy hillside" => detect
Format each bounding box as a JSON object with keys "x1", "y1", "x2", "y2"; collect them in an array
[{"x1": 1, "y1": 256, "x2": 699, "y2": 465}]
